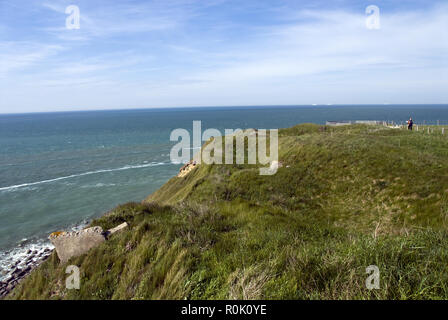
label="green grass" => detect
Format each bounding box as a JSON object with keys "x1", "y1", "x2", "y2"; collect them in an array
[{"x1": 7, "y1": 124, "x2": 448, "y2": 300}]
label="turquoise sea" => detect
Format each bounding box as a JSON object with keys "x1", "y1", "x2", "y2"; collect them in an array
[{"x1": 1, "y1": 105, "x2": 448, "y2": 278}]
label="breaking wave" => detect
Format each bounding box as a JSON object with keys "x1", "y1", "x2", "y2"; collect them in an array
[{"x1": 0, "y1": 162, "x2": 170, "y2": 192}]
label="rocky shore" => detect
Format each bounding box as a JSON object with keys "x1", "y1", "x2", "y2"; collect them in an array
[
  {"x1": 0, "y1": 222, "x2": 128, "y2": 299},
  {"x1": 0, "y1": 248, "x2": 53, "y2": 298}
]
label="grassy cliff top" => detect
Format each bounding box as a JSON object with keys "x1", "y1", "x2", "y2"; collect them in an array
[{"x1": 8, "y1": 124, "x2": 448, "y2": 300}]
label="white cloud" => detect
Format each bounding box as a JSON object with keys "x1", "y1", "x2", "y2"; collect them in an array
[
  {"x1": 1, "y1": 1, "x2": 447, "y2": 112},
  {"x1": 0, "y1": 42, "x2": 65, "y2": 77},
  {"x1": 40, "y1": 0, "x2": 197, "y2": 41},
  {"x1": 148, "y1": 4, "x2": 448, "y2": 105}
]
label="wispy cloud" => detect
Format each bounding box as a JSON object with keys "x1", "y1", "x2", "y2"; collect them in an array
[
  {"x1": 0, "y1": 42, "x2": 65, "y2": 76},
  {"x1": 1, "y1": 0, "x2": 447, "y2": 112},
  {"x1": 40, "y1": 0, "x2": 202, "y2": 41}
]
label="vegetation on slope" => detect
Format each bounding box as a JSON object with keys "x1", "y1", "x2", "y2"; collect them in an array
[{"x1": 7, "y1": 124, "x2": 448, "y2": 300}]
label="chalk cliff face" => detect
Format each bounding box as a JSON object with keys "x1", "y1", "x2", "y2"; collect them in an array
[{"x1": 6, "y1": 124, "x2": 448, "y2": 300}]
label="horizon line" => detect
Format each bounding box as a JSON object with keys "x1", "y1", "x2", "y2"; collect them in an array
[{"x1": 2, "y1": 103, "x2": 448, "y2": 116}]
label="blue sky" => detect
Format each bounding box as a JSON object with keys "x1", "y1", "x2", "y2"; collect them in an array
[{"x1": 0, "y1": 0, "x2": 447, "y2": 113}]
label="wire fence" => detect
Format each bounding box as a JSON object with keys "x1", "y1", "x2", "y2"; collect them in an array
[
  {"x1": 381, "y1": 120, "x2": 448, "y2": 135},
  {"x1": 326, "y1": 120, "x2": 448, "y2": 135},
  {"x1": 396, "y1": 120, "x2": 448, "y2": 126}
]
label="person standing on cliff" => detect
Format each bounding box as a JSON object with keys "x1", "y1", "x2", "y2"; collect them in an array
[{"x1": 407, "y1": 118, "x2": 414, "y2": 130}]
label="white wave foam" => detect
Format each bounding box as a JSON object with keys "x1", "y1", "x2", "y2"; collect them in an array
[
  {"x1": 0, "y1": 240, "x2": 54, "y2": 282},
  {"x1": 0, "y1": 162, "x2": 169, "y2": 192},
  {"x1": 0, "y1": 220, "x2": 90, "y2": 281},
  {"x1": 80, "y1": 183, "x2": 117, "y2": 188}
]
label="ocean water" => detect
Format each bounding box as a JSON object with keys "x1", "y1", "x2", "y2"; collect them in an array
[{"x1": 1, "y1": 105, "x2": 448, "y2": 277}]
